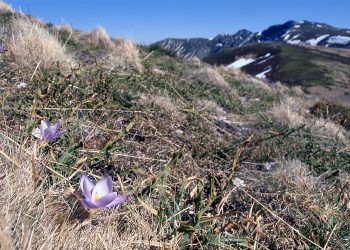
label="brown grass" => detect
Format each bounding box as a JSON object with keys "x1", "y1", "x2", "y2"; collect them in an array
[
  {"x1": 89, "y1": 26, "x2": 115, "y2": 49},
  {"x1": 0, "y1": 133, "x2": 178, "y2": 249},
  {"x1": 56, "y1": 23, "x2": 74, "y2": 35},
  {"x1": 107, "y1": 39, "x2": 143, "y2": 72},
  {"x1": 272, "y1": 95, "x2": 348, "y2": 141},
  {"x1": 8, "y1": 16, "x2": 75, "y2": 73},
  {"x1": 185, "y1": 65, "x2": 231, "y2": 89}
]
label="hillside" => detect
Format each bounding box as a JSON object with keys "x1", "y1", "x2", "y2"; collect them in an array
[
  {"x1": 204, "y1": 43, "x2": 350, "y2": 106},
  {"x1": 153, "y1": 20, "x2": 350, "y2": 59},
  {"x1": 1, "y1": 4, "x2": 350, "y2": 250}
]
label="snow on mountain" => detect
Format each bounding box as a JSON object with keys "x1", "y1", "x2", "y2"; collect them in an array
[
  {"x1": 152, "y1": 20, "x2": 350, "y2": 59},
  {"x1": 327, "y1": 36, "x2": 350, "y2": 45},
  {"x1": 227, "y1": 58, "x2": 256, "y2": 69},
  {"x1": 255, "y1": 66, "x2": 272, "y2": 79},
  {"x1": 305, "y1": 34, "x2": 330, "y2": 46}
]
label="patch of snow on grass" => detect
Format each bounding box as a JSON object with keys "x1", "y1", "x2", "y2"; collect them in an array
[
  {"x1": 256, "y1": 67, "x2": 272, "y2": 79},
  {"x1": 294, "y1": 25, "x2": 301, "y2": 28},
  {"x1": 327, "y1": 35, "x2": 350, "y2": 45},
  {"x1": 287, "y1": 39, "x2": 301, "y2": 45},
  {"x1": 257, "y1": 55, "x2": 274, "y2": 65},
  {"x1": 227, "y1": 58, "x2": 255, "y2": 69},
  {"x1": 305, "y1": 34, "x2": 329, "y2": 46}
]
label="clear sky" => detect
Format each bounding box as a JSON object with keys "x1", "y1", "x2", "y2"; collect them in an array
[{"x1": 5, "y1": 0, "x2": 350, "y2": 44}]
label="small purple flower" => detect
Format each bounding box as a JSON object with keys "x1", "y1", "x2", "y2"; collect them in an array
[
  {"x1": 80, "y1": 174, "x2": 127, "y2": 210},
  {"x1": 32, "y1": 120, "x2": 65, "y2": 142},
  {"x1": 0, "y1": 44, "x2": 4, "y2": 53}
]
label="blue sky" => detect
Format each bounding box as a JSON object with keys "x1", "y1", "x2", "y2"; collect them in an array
[{"x1": 5, "y1": 0, "x2": 350, "y2": 44}]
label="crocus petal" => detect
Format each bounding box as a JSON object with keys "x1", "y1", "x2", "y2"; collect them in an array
[
  {"x1": 52, "y1": 130, "x2": 65, "y2": 140},
  {"x1": 92, "y1": 176, "x2": 113, "y2": 199},
  {"x1": 52, "y1": 121, "x2": 60, "y2": 132},
  {"x1": 94, "y1": 193, "x2": 116, "y2": 208},
  {"x1": 42, "y1": 127, "x2": 56, "y2": 141},
  {"x1": 105, "y1": 194, "x2": 128, "y2": 208},
  {"x1": 39, "y1": 120, "x2": 50, "y2": 134},
  {"x1": 80, "y1": 174, "x2": 94, "y2": 200},
  {"x1": 32, "y1": 128, "x2": 42, "y2": 139},
  {"x1": 80, "y1": 198, "x2": 98, "y2": 209}
]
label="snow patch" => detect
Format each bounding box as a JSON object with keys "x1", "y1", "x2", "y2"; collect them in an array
[
  {"x1": 257, "y1": 55, "x2": 273, "y2": 65},
  {"x1": 255, "y1": 67, "x2": 272, "y2": 79},
  {"x1": 316, "y1": 24, "x2": 322, "y2": 28},
  {"x1": 216, "y1": 43, "x2": 223, "y2": 47},
  {"x1": 287, "y1": 39, "x2": 301, "y2": 45},
  {"x1": 283, "y1": 34, "x2": 290, "y2": 41},
  {"x1": 208, "y1": 37, "x2": 213, "y2": 41},
  {"x1": 327, "y1": 35, "x2": 350, "y2": 45},
  {"x1": 294, "y1": 25, "x2": 301, "y2": 29},
  {"x1": 292, "y1": 34, "x2": 300, "y2": 39},
  {"x1": 305, "y1": 34, "x2": 329, "y2": 46},
  {"x1": 227, "y1": 58, "x2": 256, "y2": 69}
]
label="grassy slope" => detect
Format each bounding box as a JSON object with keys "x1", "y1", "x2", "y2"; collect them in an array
[
  {"x1": 1, "y1": 12, "x2": 350, "y2": 249},
  {"x1": 204, "y1": 43, "x2": 350, "y2": 87}
]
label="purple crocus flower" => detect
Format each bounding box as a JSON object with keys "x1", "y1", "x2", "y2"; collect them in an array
[
  {"x1": 32, "y1": 120, "x2": 65, "y2": 142},
  {"x1": 0, "y1": 44, "x2": 4, "y2": 53},
  {"x1": 80, "y1": 174, "x2": 127, "y2": 209}
]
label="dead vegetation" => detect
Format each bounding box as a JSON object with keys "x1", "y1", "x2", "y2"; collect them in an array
[
  {"x1": 272, "y1": 95, "x2": 348, "y2": 142},
  {"x1": 1, "y1": 6, "x2": 350, "y2": 249},
  {"x1": 183, "y1": 64, "x2": 232, "y2": 90},
  {"x1": 89, "y1": 25, "x2": 115, "y2": 49},
  {"x1": 8, "y1": 16, "x2": 75, "y2": 73}
]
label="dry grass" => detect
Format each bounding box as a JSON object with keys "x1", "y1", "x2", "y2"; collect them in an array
[
  {"x1": 0, "y1": 133, "x2": 177, "y2": 249},
  {"x1": 234, "y1": 73, "x2": 273, "y2": 92},
  {"x1": 89, "y1": 26, "x2": 115, "y2": 50},
  {"x1": 253, "y1": 159, "x2": 349, "y2": 249},
  {"x1": 107, "y1": 39, "x2": 143, "y2": 72},
  {"x1": 8, "y1": 16, "x2": 75, "y2": 73},
  {"x1": 138, "y1": 94, "x2": 185, "y2": 121},
  {"x1": 184, "y1": 64, "x2": 231, "y2": 90},
  {"x1": 0, "y1": 0, "x2": 13, "y2": 13},
  {"x1": 272, "y1": 95, "x2": 348, "y2": 141},
  {"x1": 56, "y1": 23, "x2": 74, "y2": 35}
]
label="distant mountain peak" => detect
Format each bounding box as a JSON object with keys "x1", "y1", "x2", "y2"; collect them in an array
[{"x1": 152, "y1": 20, "x2": 350, "y2": 59}]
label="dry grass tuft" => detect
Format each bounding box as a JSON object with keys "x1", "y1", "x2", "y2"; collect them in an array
[
  {"x1": 8, "y1": 16, "x2": 75, "y2": 73},
  {"x1": 272, "y1": 95, "x2": 348, "y2": 141},
  {"x1": 56, "y1": 23, "x2": 74, "y2": 35},
  {"x1": 185, "y1": 65, "x2": 231, "y2": 90},
  {"x1": 234, "y1": 73, "x2": 273, "y2": 91},
  {"x1": 89, "y1": 26, "x2": 115, "y2": 49},
  {"x1": 107, "y1": 39, "x2": 143, "y2": 72},
  {"x1": 0, "y1": 0, "x2": 13, "y2": 13},
  {"x1": 273, "y1": 159, "x2": 317, "y2": 193}
]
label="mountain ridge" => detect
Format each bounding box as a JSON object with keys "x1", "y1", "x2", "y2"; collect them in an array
[{"x1": 152, "y1": 20, "x2": 350, "y2": 58}]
